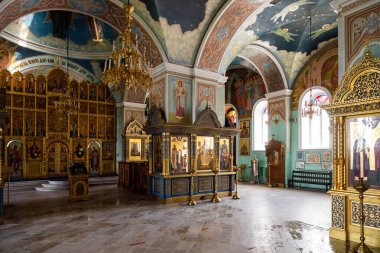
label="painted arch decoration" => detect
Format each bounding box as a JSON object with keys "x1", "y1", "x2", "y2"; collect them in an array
[{"x1": 0, "y1": 0, "x2": 165, "y2": 66}]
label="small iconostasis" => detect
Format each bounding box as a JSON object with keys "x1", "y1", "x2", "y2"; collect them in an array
[
  {"x1": 118, "y1": 119, "x2": 149, "y2": 193},
  {"x1": 0, "y1": 68, "x2": 116, "y2": 180},
  {"x1": 323, "y1": 50, "x2": 380, "y2": 248},
  {"x1": 145, "y1": 105, "x2": 239, "y2": 203}
]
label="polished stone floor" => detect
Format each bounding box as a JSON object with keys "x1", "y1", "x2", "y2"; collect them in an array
[{"x1": 1, "y1": 181, "x2": 379, "y2": 253}]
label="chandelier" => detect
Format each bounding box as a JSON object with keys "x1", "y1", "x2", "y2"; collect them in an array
[
  {"x1": 302, "y1": 88, "x2": 321, "y2": 119},
  {"x1": 102, "y1": 1, "x2": 153, "y2": 91}
]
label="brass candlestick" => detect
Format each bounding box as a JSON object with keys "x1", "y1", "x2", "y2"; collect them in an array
[
  {"x1": 187, "y1": 168, "x2": 196, "y2": 206},
  {"x1": 211, "y1": 166, "x2": 221, "y2": 203},
  {"x1": 267, "y1": 163, "x2": 272, "y2": 188},
  {"x1": 232, "y1": 166, "x2": 240, "y2": 199},
  {"x1": 353, "y1": 177, "x2": 373, "y2": 253}
]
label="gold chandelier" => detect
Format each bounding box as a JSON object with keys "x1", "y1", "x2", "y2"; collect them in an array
[
  {"x1": 301, "y1": 88, "x2": 321, "y2": 119},
  {"x1": 102, "y1": 1, "x2": 153, "y2": 91}
]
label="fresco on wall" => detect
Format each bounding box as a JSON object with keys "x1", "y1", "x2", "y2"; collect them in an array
[
  {"x1": 169, "y1": 76, "x2": 192, "y2": 124},
  {"x1": 225, "y1": 68, "x2": 265, "y2": 118},
  {"x1": 291, "y1": 46, "x2": 338, "y2": 110},
  {"x1": 197, "y1": 83, "x2": 216, "y2": 113}
]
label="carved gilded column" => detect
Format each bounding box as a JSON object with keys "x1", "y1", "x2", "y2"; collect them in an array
[
  {"x1": 191, "y1": 134, "x2": 197, "y2": 172},
  {"x1": 162, "y1": 133, "x2": 170, "y2": 176}
]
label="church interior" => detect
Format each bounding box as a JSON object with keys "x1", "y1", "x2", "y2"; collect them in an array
[{"x1": 0, "y1": 0, "x2": 380, "y2": 252}]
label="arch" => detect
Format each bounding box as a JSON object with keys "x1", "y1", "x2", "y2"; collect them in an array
[
  {"x1": 238, "y1": 45, "x2": 287, "y2": 92},
  {"x1": 224, "y1": 103, "x2": 238, "y2": 128},
  {"x1": 0, "y1": 0, "x2": 166, "y2": 66},
  {"x1": 298, "y1": 86, "x2": 331, "y2": 150},
  {"x1": 195, "y1": 0, "x2": 266, "y2": 72},
  {"x1": 251, "y1": 98, "x2": 268, "y2": 151}
]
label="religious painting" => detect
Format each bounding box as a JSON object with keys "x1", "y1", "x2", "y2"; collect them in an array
[
  {"x1": 25, "y1": 111, "x2": 35, "y2": 136},
  {"x1": 89, "y1": 83, "x2": 97, "y2": 100},
  {"x1": 323, "y1": 151, "x2": 331, "y2": 162},
  {"x1": 25, "y1": 96, "x2": 35, "y2": 109},
  {"x1": 25, "y1": 74, "x2": 35, "y2": 93},
  {"x1": 219, "y1": 137, "x2": 230, "y2": 170},
  {"x1": 296, "y1": 151, "x2": 304, "y2": 161},
  {"x1": 170, "y1": 135, "x2": 189, "y2": 173},
  {"x1": 13, "y1": 94, "x2": 23, "y2": 108},
  {"x1": 321, "y1": 55, "x2": 338, "y2": 93},
  {"x1": 70, "y1": 80, "x2": 79, "y2": 99},
  {"x1": 240, "y1": 138, "x2": 250, "y2": 156},
  {"x1": 295, "y1": 161, "x2": 305, "y2": 169},
  {"x1": 102, "y1": 142, "x2": 114, "y2": 160},
  {"x1": 98, "y1": 85, "x2": 105, "y2": 101},
  {"x1": 79, "y1": 115, "x2": 88, "y2": 138},
  {"x1": 47, "y1": 68, "x2": 67, "y2": 93},
  {"x1": 27, "y1": 139, "x2": 42, "y2": 160},
  {"x1": 36, "y1": 97, "x2": 46, "y2": 109},
  {"x1": 74, "y1": 141, "x2": 85, "y2": 159},
  {"x1": 197, "y1": 83, "x2": 216, "y2": 113},
  {"x1": 88, "y1": 142, "x2": 101, "y2": 175},
  {"x1": 59, "y1": 144, "x2": 68, "y2": 173},
  {"x1": 36, "y1": 112, "x2": 46, "y2": 137},
  {"x1": 80, "y1": 81, "x2": 88, "y2": 99},
  {"x1": 305, "y1": 153, "x2": 321, "y2": 164},
  {"x1": 13, "y1": 72, "x2": 23, "y2": 92},
  {"x1": 89, "y1": 103, "x2": 97, "y2": 114},
  {"x1": 129, "y1": 139, "x2": 142, "y2": 161},
  {"x1": 36, "y1": 75, "x2": 46, "y2": 94},
  {"x1": 322, "y1": 162, "x2": 331, "y2": 170},
  {"x1": 12, "y1": 110, "x2": 23, "y2": 136},
  {"x1": 89, "y1": 115, "x2": 97, "y2": 138},
  {"x1": 226, "y1": 68, "x2": 266, "y2": 118},
  {"x1": 48, "y1": 108, "x2": 68, "y2": 133},
  {"x1": 196, "y1": 136, "x2": 214, "y2": 170},
  {"x1": 153, "y1": 135, "x2": 163, "y2": 173},
  {"x1": 106, "y1": 117, "x2": 114, "y2": 139},
  {"x1": 240, "y1": 120, "x2": 250, "y2": 138},
  {"x1": 150, "y1": 78, "x2": 165, "y2": 110},
  {"x1": 169, "y1": 76, "x2": 192, "y2": 123},
  {"x1": 47, "y1": 144, "x2": 56, "y2": 174},
  {"x1": 70, "y1": 115, "x2": 79, "y2": 138},
  {"x1": 80, "y1": 102, "x2": 88, "y2": 114},
  {"x1": 7, "y1": 140, "x2": 23, "y2": 177},
  {"x1": 347, "y1": 116, "x2": 380, "y2": 188}
]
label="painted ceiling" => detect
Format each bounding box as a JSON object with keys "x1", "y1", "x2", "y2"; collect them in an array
[
  {"x1": 130, "y1": 0, "x2": 225, "y2": 66},
  {"x1": 2, "y1": 11, "x2": 118, "y2": 59}
]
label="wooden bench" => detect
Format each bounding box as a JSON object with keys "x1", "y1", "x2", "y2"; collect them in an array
[{"x1": 288, "y1": 170, "x2": 332, "y2": 191}]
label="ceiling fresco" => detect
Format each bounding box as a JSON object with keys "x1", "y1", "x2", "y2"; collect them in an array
[
  {"x1": 131, "y1": 0, "x2": 225, "y2": 66},
  {"x1": 2, "y1": 11, "x2": 118, "y2": 59},
  {"x1": 220, "y1": 0, "x2": 338, "y2": 87}
]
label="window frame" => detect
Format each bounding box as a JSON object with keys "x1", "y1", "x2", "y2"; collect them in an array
[{"x1": 252, "y1": 98, "x2": 268, "y2": 151}]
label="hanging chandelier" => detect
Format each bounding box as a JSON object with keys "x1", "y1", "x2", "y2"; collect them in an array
[
  {"x1": 102, "y1": 1, "x2": 153, "y2": 91},
  {"x1": 301, "y1": 88, "x2": 321, "y2": 119}
]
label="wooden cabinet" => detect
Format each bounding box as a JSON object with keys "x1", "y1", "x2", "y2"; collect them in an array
[
  {"x1": 265, "y1": 138, "x2": 285, "y2": 187},
  {"x1": 118, "y1": 161, "x2": 149, "y2": 193}
]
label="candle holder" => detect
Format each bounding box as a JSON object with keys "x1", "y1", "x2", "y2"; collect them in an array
[
  {"x1": 353, "y1": 177, "x2": 373, "y2": 253},
  {"x1": 187, "y1": 168, "x2": 196, "y2": 206},
  {"x1": 267, "y1": 163, "x2": 272, "y2": 188},
  {"x1": 238, "y1": 164, "x2": 246, "y2": 182},
  {"x1": 232, "y1": 166, "x2": 240, "y2": 199},
  {"x1": 211, "y1": 166, "x2": 221, "y2": 203}
]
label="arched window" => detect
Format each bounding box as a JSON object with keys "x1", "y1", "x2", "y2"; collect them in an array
[
  {"x1": 299, "y1": 87, "x2": 331, "y2": 149},
  {"x1": 253, "y1": 100, "x2": 268, "y2": 150}
]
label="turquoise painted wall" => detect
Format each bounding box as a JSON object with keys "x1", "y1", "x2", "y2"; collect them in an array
[{"x1": 235, "y1": 108, "x2": 333, "y2": 190}]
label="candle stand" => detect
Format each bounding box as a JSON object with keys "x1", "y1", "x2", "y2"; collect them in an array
[
  {"x1": 353, "y1": 177, "x2": 373, "y2": 253},
  {"x1": 232, "y1": 166, "x2": 240, "y2": 199},
  {"x1": 187, "y1": 168, "x2": 196, "y2": 206}
]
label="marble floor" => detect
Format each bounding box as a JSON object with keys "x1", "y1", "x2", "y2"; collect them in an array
[{"x1": 0, "y1": 181, "x2": 379, "y2": 253}]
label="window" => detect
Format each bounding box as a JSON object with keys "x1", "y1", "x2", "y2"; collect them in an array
[
  {"x1": 300, "y1": 87, "x2": 331, "y2": 149},
  {"x1": 253, "y1": 100, "x2": 268, "y2": 150}
]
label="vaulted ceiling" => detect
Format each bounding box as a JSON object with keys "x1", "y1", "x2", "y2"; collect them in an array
[{"x1": 0, "y1": 0, "x2": 338, "y2": 88}]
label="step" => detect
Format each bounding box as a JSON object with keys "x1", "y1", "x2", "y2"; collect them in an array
[
  {"x1": 41, "y1": 184, "x2": 69, "y2": 189},
  {"x1": 48, "y1": 180, "x2": 69, "y2": 186},
  {"x1": 35, "y1": 187, "x2": 67, "y2": 192}
]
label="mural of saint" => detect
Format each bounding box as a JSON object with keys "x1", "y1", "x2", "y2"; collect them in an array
[
  {"x1": 29, "y1": 141, "x2": 41, "y2": 159},
  {"x1": 8, "y1": 144, "x2": 22, "y2": 176},
  {"x1": 353, "y1": 131, "x2": 370, "y2": 180},
  {"x1": 240, "y1": 143, "x2": 248, "y2": 156},
  {"x1": 220, "y1": 140, "x2": 229, "y2": 170},
  {"x1": 90, "y1": 147, "x2": 99, "y2": 174},
  {"x1": 175, "y1": 80, "x2": 186, "y2": 119},
  {"x1": 131, "y1": 142, "x2": 141, "y2": 156}
]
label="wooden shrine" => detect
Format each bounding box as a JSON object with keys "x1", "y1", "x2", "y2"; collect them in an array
[
  {"x1": 119, "y1": 119, "x2": 149, "y2": 193},
  {"x1": 265, "y1": 137, "x2": 285, "y2": 187},
  {"x1": 145, "y1": 105, "x2": 239, "y2": 203}
]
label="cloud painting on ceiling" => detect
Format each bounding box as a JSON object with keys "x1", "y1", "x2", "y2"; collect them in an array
[
  {"x1": 221, "y1": 0, "x2": 338, "y2": 87},
  {"x1": 2, "y1": 11, "x2": 118, "y2": 59},
  {"x1": 245, "y1": 0, "x2": 337, "y2": 54},
  {"x1": 133, "y1": 0, "x2": 224, "y2": 66}
]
